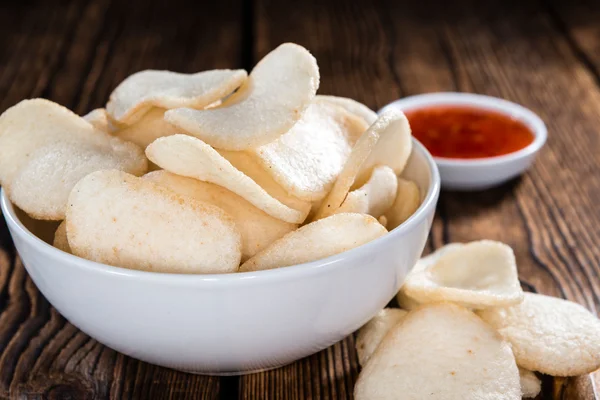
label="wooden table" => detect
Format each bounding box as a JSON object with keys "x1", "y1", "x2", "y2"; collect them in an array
[{"x1": 1, "y1": 0, "x2": 599, "y2": 398}]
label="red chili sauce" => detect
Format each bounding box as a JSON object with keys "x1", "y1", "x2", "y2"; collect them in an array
[{"x1": 405, "y1": 106, "x2": 535, "y2": 159}]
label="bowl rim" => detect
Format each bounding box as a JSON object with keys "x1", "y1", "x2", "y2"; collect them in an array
[
  {"x1": 379, "y1": 92, "x2": 547, "y2": 167},
  {"x1": 1, "y1": 139, "x2": 440, "y2": 285}
]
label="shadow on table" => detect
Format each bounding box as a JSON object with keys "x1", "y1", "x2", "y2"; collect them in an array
[{"x1": 437, "y1": 176, "x2": 523, "y2": 219}]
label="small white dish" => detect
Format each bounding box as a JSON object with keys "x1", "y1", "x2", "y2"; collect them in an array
[
  {"x1": 380, "y1": 92, "x2": 547, "y2": 190},
  {"x1": 1, "y1": 139, "x2": 440, "y2": 375}
]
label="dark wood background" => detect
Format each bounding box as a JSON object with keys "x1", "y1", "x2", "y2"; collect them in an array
[{"x1": 1, "y1": 0, "x2": 599, "y2": 398}]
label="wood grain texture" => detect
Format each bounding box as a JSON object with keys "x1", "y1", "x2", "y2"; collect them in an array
[{"x1": 1, "y1": 0, "x2": 599, "y2": 398}]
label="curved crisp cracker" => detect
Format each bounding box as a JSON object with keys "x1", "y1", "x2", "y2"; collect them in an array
[
  {"x1": 217, "y1": 149, "x2": 312, "y2": 218},
  {"x1": 0, "y1": 99, "x2": 147, "y2": 220},
  {"x1": 402, "y1": 241, "x2": 523, "y2": 309},
  {"x1": 249, "y1": 101, "x2": 368, "y2": 201},
  {"x1": 53, "y1": 221, "x2": 71, "y2": 253},
  {"x1": 0, "y1": 99, "x2": 90, "y2": 186},
  {"x1": 107, "y1": 69, "x2": 247, "y2": 124},
  {"x1": 165, "y1": 43, "x2": 320, "y2": 150},
  {"x1": 316, "y1": 95, "x2": 377, "y2": 125},
  {"x1": 377, "y1": 215, "x2": 388, "y2": 228},
  {"x1": 396, "y1": 289, "x2": 422, "y2": 311},
  {"x1": 355, "y1": 308, "x2": 407, "y2": 366},
  {"x1": 146, "y1": 135, "x2": 309, "y2": 223},
  {"x1": 384, "y1": 178, "x2": 421, "y2": 230},
  {"x1": 519, "y1": 368, "x2": 541, "y2": 398},
  {"x1": 354, "y1": 109, "x2": 411, "y2": 188},
  {"x1": 335, "y1": 165, "x2": 397, "y2": 218},
  {"x1": 144, "y1": 171, "x2": 297, "y2": 261},
  {"x1": 314, "y1": 110, "x2": 404, "y2": 220},
  {"x1": 354, "y1": 303, "x2": 521, "y2": 400},
  {"x1": 396, "y1": 243, "x2": 465, "y2": 310},
  {"x1": 10, "y1": 139, "x2": 147, "y2": 221},
  {"x1": 240, "y1": 213, "x2": 387, "y2": 272},
  {"x1": 66, "y1": 170, "x2": 242, "y2": 274},
  {"x1": 83, "y1": 108, "x2": 112, "y2": 132},
  {"x1": 113, "y1": 107, "x2": 180, "y2": 148},
  {"x1": 478, "y1": 292, "x2": 600, "y2": 376}
]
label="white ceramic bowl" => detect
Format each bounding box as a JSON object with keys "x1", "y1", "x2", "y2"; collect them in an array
[
  {"x1": 1, "y1": 140, "x2": 440, "y2": 375},
  {"x1": 380, "y1": 92, "x2": 547, "y2": 190}
]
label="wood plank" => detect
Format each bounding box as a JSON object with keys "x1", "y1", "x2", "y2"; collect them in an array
[
  {"x1": 253, "y1": 0, "x2": 403, "y2": 111},
  {"x1": 239, "y1": 338, "x2": 359, "y2": 400},
  {"x1": 0, "y1": 0, "x2": 244, "y2": 398},
  {"x1": 0, "y1": 0, "x2": 90, "y2": 112},
  {"x1": 536, "y1": 1, "x2": 600, "y2": 390},
  {"x1": 545, "y1": 0, "x2": 600, "y2": 85}
]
